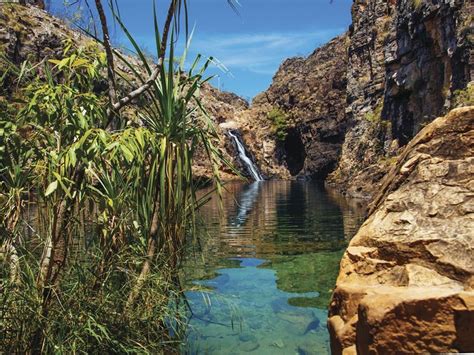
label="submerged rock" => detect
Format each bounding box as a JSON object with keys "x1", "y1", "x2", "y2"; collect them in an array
[
  {"x1": 271, "y1": 339, "x2": 285, "y2": 349},
  {"x1": 238, "y1": 334, "x2": 257, "y2": 343},
  {"x1": 238, "y1": 340, "x2": 260, "y2": 352},
  {"x1": 328, "y1": 106, "x2": 474, "y2": 354}
]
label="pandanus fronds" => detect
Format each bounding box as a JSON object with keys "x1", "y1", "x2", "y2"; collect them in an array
[{"x1": 106, "y1": 5, "x2": 230, "y2": 306}]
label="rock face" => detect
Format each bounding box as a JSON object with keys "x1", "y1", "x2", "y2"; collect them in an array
[
  {"x1": 0, "y1": 4, "x2": 83, "y2": 65},
  {"x1": 326, "y1": 0, "x2": 473, "y2": 199},
  {"x1": 249, "y1": 34, "x2": 349, "y2": 179},
  {"x1": 328, "y1": 106, "x2": 474, "y2": 354},
  {"x1": 196, "y1": 84, "x2": 250, "y2": 180},
  {"x1": 232, "y1": 0, "x2": 472, "y2": 190}
]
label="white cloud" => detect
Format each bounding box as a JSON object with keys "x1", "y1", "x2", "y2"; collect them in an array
[{"x1": 188, "y1": 28, "x2": 345, "y2": 74}]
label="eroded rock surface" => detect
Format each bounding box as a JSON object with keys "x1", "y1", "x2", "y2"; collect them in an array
[
  {"x1": 327, "y1": 0, "x2": 473, "y2": 199},
  {"x1": 328, "y1": 106, "x2": 474, "y2": 354},
  {"x1": 229, "y1": 34, "x2": 349, "y2": 180}
]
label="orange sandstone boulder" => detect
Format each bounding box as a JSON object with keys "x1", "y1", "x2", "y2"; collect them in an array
[{"x1": 328, "y1": 106, "x2": 474, "y2": 354}]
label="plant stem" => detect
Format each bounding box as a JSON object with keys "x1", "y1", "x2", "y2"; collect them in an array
[
  {"x1": 107, "y1": 0, "x2": 177, "y2": 122},
  {"x1": 94, "y1": 0, "x2": 117, "y2": 111}
]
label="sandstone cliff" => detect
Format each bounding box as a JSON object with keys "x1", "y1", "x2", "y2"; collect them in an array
[
  {"x1": 328, "y1": 106, "x2": 474, "y2": 354},
  {"x1": 326, "y1": 0, "x2": 473, "y2": 198},
  {"x1": 233, "y1": 0, "x2": 472, "y2": 195}
]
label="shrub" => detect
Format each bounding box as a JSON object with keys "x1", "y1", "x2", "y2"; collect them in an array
[
  {"x1": 452, "y1": 84, "x2": 474, "y2": 108},
  {"x1": 0, "y1": 7, "x2": 226, "y2": 352},
  {"x1": 267, "y1": 107, "x2": 289, "y2": 141}
]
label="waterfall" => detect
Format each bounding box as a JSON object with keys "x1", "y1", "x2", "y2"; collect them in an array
[{"x1": 228, "y1": 131, "x2": 264, "y2": 181}]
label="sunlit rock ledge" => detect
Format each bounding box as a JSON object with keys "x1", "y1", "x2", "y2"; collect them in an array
[{"x1": 328, "y1": 106, "x2": 474, "y2": 354}]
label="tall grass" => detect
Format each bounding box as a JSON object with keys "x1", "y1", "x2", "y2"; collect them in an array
[{"x1": 0, "y1": 3, "x2": 226, "y2": 352}]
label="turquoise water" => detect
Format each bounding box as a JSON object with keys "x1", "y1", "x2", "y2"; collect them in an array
[{"x1": 183, "y1": 181, "x2": 364, "y2": 354}]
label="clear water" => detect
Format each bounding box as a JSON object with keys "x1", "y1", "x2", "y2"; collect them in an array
[{"x1": 182, "y1": 181, "x2": 365, "y2": 354}]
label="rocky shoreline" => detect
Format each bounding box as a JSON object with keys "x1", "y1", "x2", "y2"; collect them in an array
[{"x1": 328, "y1": 106, "x2": 474, "y2": 354}]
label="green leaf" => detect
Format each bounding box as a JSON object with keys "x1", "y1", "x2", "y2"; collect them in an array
[
  {"x1": 120, "y1": 144, "x2": 133, "y2": 162},
  {"x1": 68, "y1": 148, "x2": 77, "y2": 166},
  {"x1": 45, "y1": 180, "x2": 58, "y2": 196},
  {"x1": 71, "y1": 58, "x2": 89, "y2": 68},
  {"x1": 48, "y1": 59, "x2": 62, "y2": 65}
]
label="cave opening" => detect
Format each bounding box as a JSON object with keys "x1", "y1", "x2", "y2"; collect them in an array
[{"x1": 284, "y1": 128, "x2": 306, "y2": 176}]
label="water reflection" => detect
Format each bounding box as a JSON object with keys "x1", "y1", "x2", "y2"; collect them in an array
[
  {"x1": 229, "y1": 182, "x2": 262, "y2": 227},
  {"x1": 194, "y1": 181, "x2": 364, "y2": 258},
  {"x1": 183, "y1": 181, "x2": 365, "y2": 354}
]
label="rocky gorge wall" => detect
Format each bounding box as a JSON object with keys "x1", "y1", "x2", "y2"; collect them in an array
[
  {"x1": 230, "y1": 0, "x2": 473, "y2": 198},
  {"x1": 327, "y1": 0, "x2": 473, "y2": 199}
]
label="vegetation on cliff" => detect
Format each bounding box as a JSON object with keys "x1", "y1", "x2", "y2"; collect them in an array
[{"x1": 267, "y1": 107, "x2": 289, "y2": 142}]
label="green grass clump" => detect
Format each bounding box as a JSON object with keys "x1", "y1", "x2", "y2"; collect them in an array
[
  {"x1": 364, "y1": 100, "x2": 384, "y2": 123},
  {"x1": 452, "y1": 83, "x2": 474, "y2": 108},
  {"x1": 413, "y1": 0, "x2": 423, "y2": 10}
]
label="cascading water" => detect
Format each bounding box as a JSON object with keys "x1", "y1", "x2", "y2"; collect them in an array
[{"x1": 228, "y1": 130, "x2": 264, "y2": 181}]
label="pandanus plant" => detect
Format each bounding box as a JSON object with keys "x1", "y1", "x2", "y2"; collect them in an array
[
  {"x1": 1, "y1": 1, "x2": 231, "y2": 351},
  {"x1": 106, "y1": 6, "x2": 228, "y2": 306}
]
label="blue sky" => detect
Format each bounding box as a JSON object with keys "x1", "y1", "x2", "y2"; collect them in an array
[{"x1": 51, "y1": 0, "x2": 353, "y2": 100}]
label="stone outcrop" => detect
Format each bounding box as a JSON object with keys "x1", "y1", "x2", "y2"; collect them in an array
[
  {"x1": 326, "y1": 0, "x2": 473, "y2": 199},
  {"x1": 231, "y1": 34, "x2": 349, "y2": 179},
  {"x1": 328, "y1": 106, "x2": 474, "y2": 354}
]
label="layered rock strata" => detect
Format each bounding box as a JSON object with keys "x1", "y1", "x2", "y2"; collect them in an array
[
  {"x1": 328, "y1": 106, "x2": 474, "y2": 354},
  {"x1": 327, "y1": 0, "x2": 473, "y2": 198},
  {"x1": 231, "y1": 34, "x2": 349, "y2": 180}
]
